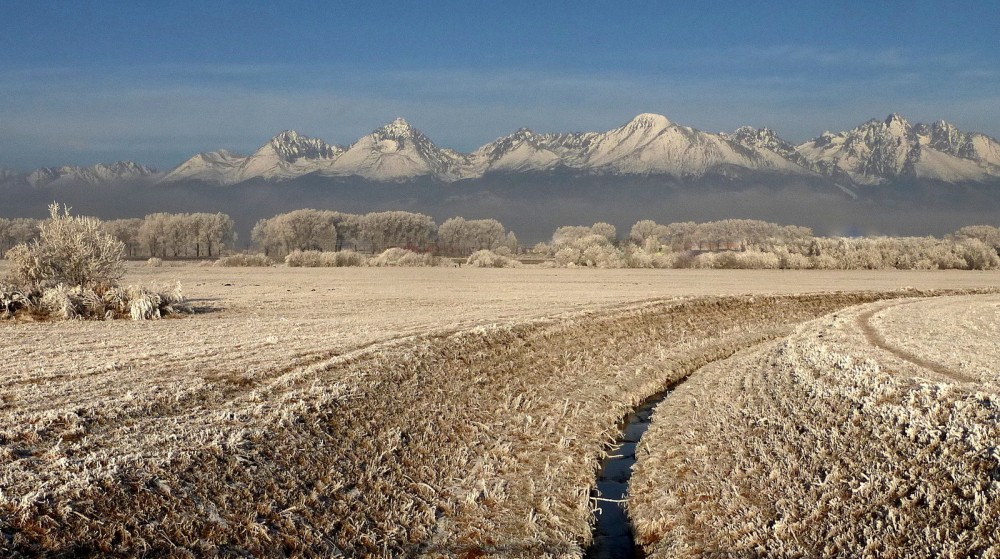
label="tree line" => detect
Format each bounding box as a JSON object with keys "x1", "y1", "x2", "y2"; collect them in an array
[
  {"x1": 251, "y1": 210, "x2": 517, "y2": 257},
  {"x1": 5, "y1": 210, "x2": 1000, "y2": 269},
  {"x1": 531, "y1": 219, "x2": 1000, "y2": 270},
  {"x1": 2, "y1": 210, "x2": 520, "y2": 259}
]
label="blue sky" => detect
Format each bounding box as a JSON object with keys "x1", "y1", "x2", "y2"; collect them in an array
[{"x1": 1, "y1": 1, "x2": 998, "y2": 170}]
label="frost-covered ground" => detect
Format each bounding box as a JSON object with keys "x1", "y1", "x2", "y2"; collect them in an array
[
  {"x1": 631, "y1": 294, "x2": 1000, "y2": 558},
  {"x1": 2, "y1": 265, "x2": 999, "y2": 556}
]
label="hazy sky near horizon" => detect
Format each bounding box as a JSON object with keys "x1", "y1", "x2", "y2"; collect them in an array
[{"x1": 1, "y1": 1, "x2": 998, "y2": 170}]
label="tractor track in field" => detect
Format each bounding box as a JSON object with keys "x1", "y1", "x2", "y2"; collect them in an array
[{"x1": 856, "y1": 301, "x2": 977, "y2": 383}]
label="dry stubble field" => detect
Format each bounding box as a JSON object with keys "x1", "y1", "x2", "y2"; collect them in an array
[{"x1": 2, "y1": 264, "x2": 1000, "y2": 557}]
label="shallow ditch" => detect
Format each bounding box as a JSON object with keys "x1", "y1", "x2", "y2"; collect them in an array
[{"x1": 584, "y1": 385, "x2": 678, "y2": 559}]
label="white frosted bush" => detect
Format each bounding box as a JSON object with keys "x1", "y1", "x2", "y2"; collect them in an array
[
  {"x1": 773, "y1": 249, "x2": 811, "y2": 270},
  {"x1": 321, "y1": 250, "x2": 366, "y2": 267},
  {"x1": 553, "y1": 247, "x2": 581, "y2": 267},
  {"x1": 217, "y1": 253, "x2": 274, "y2": 267},
  {"x1": 6, "y1": 203, "x2": 125, "y2": 289},
  {"x1": 650, "y1": 252, "x2": 677, "y2": 269},
  {"x1": 622, "y1": 245, "x2": 654, "y2": 268},
  {"x1": 23, "y1": 282, "x2": 191, "y2": 321},
  {"x1": 284, "y1": 250, "x2": 322, "y2": 267},
  {"x1": 712, "y1": 250, "x2": 781, "y2": 269},
  {"x1": 284, "y1": 250, "x2": 366, "y2": 267},
  {"x1": 581, "y1": 243, "x2": 624, "y2": 268},
  {"x1": 370, "y1": 248, "x2": 442, "y2": 267},
  {"x1": 38, "y1": 284, "x2": 80, "y2": 320},
  {"x1": 128, "y1": 287, "x2": 161, "y2": 321},
  {"x1": 2, "y1": 203, "x2": 193, "y2": 321},
  {"x1": 957, "y1": 238, "x2": 1000, "y2": 270},
  {"x1": 466, "y1": 250, "x2": 520, "y2": 268}
]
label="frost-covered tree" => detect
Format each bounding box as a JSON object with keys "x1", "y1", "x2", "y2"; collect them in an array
[
  {"x1": 6, "y1": 203, "x2": 125, "y2": 289},
  {"x1": 252, "y1": 209, "x2": 338, "y2": 255},
  {"x1": 360, "y1": 211, "x2": 436, "y2": 252},
  {"x1": 438, "y1": 217, "x2": 508, "y2": 255},
  {"x1": 953, "y1": 225, "x2": 1000, "y2": 255}
]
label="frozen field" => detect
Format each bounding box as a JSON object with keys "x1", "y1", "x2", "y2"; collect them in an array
[
  {"x1": 2, "y1": 265, "x2": 1000, "y2": 556},
  {"x1": 631, "y1": 294, "x2": 1000, "y2": 558}
]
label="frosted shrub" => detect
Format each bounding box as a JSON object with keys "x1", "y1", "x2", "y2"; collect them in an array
[
  {"x1": 466, "y1": 249, "x2": 520, "y2": 268},
  {"x1": 370, "y1": 248, "x2": 441, "y2": 267},
  {"x1": 957, "y1": 238, "x2": 1000, "y2": 270},
  {"x1": 39, "y1": 284, "x2": 80, "y2": 320},
  {"x1": 1, "y1": 204, "x2": 193, "y2": 321},
  {"x1": 690, "y1": 252, "x2": 719, "y2": 269},
  {"x1": 772, "y1": 248, "x2": 811, "y2": 270},
  {"x1": 284, "y1": 250, "x2": 322, "y2": 267},
  {"x1": 712, "y1": 250, "x2": 781, "y2": 269},
  {"x1": 284, "y1": 249, "x2": 365, "y2": 267},
  {"x1": 217, "y1": 253, "x2": 274, "y2": 267},
  {"x1": 321, "y1": 250, "x2": 366, "y2": 267},
  {"x1": 6, "y1": 203, "x2": 125, "y2": 289},
  {"x1": 622, "y1": 245, "x2": 654, "y2": 268},
  {"x1": 581, "y1": 243, "x2": 624, "y2": 268},
  {"x1": 554, "y1": 247, "x2": 581, "y2": 267}
]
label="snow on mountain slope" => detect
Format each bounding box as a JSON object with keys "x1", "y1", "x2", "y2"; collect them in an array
[
  {"x1": 234, "y1": 130, "x2": 343, "y2": 183},
  {"x1": 796, "y1": 114, "x2": 1000, "y2": 184},
  {"x1": 578, "y1": 113, "x2": 810, "y2": 176},
  {"x1": 796, "y1": 114, "x2": 913, "y2": 184},
  {"x1": 725, "y1": 126, "x2": 817, "y2": 171},
  {"x1": 915, "y1": 121, "x2": 1000, "y2": 173},
  {"x1": 26, "y1": 161, "x2": 158, "y2": 188},
  {"x1": 325, "y1": 118, "x2": 469, "y2": 181},
  {"x1": 160, "y1": 149, "x2": 247, "y2": 184},
  {"x1": 468, "y1": 128, "x2": 564, "y2": 174}
]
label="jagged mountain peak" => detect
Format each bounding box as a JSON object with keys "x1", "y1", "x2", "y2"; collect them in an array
[
  {"x1": 509, "y1": 127, "x2": 537, "y2": 140},
  {"x1": 730, "y1": 126, "x2": 784, "y2": 145},
  {"x1": 263, "y1": 130, "x2": 340, "y2": 162},
  {"x1": 373, "y1": 117, "x2": 422, "y2": 140},
  {"x1": 99, "y1": 160, "x2": 157, "y2": 175},
  {"x1": 884, "y1": 112, "x2": 909, "y2": 125}
]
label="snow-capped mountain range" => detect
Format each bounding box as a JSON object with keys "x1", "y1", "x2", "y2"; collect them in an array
[
  {"x1": 18, "y1": 161, "x2": 159, "y2": 188},
  {"x1": 5, "y1": 113, "x2": 1000, "y2": 187}
]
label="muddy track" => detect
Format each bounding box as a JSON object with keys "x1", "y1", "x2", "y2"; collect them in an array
[{"x1": 2, "y1": 289, "x2": 986, "y2": 558}]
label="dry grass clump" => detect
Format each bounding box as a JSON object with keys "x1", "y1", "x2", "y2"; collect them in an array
[
  {"x1": 630, "y1": 295, "x2": 1000, "y2": 558},
  {"x1": 14, "y1": 282, "x2": 192, "y2": 321},
  {"x1": 466, "y1": 249, "x2": 521, "y2": 268},
  {"x1": 215, "y1": 252, "x2": 274, "y2": 267},
  {"x1": 370, "y1": 247, "x2": 448, "y2": 267},
  {"x1": 2, "y1": 287, "x2": 956, "y2": 557},
  {"x1": 0, "y1": 282, "x2": 32, "y2": 318},
  {"x1": 284, "y1": 249, "x2": 366, "y2": 267}
]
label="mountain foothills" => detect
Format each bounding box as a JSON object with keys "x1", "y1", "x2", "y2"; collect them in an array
[{"x1": 4, "y1": 113, "x2": 1000, "y2": 188}]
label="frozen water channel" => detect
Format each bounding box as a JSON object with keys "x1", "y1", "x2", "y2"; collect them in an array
[{"x1": 584, "y1": 390, "x2": 672, "y2": 558}]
